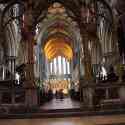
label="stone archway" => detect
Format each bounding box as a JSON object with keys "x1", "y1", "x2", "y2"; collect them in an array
[{"x1": 0, "y1": 0, "x2": 115, "y2": 108}]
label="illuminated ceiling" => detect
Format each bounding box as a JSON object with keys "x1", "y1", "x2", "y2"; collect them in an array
[
  {"x1": 44, "y1": 36, "x2": 73, "y2": 61},
  {"x1": 43, "y1": 3, "x2": 74, "y2": 61}
]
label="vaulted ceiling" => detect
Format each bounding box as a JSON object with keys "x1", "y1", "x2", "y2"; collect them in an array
[
  {"x1": 0, "y1": 0, "x2": 113, "y2": 29},
  {"x1": 0, "y1": 0, "x2": 125, "y2": 24},
  {"x1": 0, "y1": 0, "x2": 124, "y2": 61},
  {"x1": 44, "y1": 36, "x2": 73, "y2": 61}
]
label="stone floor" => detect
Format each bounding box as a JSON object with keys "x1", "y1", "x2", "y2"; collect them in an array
[
  {"x1": 1, "y1": 114, "x2": 125, "y2": 125},
  {"x1": 40, "y1": 97, "x2": 81, "y2": 109},
  {"x1": 1, "y1": 97, "x2": 125, "y2": 125}
]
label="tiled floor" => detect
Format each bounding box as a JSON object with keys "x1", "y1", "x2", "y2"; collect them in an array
[
  {"x1": 1, "y1": 115, "x2": 125, "y2": 125},
  {"x1": 40, "y1": 97, "x2": 81, "y2": 109}
]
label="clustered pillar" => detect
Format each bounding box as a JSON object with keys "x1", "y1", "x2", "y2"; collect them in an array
[
  {"x1": 24, "y1": 32, "x2": 38, "y2": 107},
  {"x1": 79, "y1": 21, "x2": 93, "y2": 108},
  {"x1": 22, "y1": 2, "x2": 37, "y2": 107}
]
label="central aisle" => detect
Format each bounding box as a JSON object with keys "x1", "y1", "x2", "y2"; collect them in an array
[{"x1": 40, "y1": 97, "x2": 81, "y2": 109}]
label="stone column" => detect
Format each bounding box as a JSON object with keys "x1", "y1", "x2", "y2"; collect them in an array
[
  {"x1": 23, "y1": 3, "x2": 37, "y2": 107},
  {"x1": 82, "y1": 33, "x2": 92, "y2": 82},
  {"x1": 7, "y1": 56, "x2": 16, "y2": 80},
  {"x1": 52, "y1": 61, "x2": 54, "y2": 75},
  {"x1": 57, "y1": 57, "x2": 59, "y2": 75},
  {"x1": 24, "y1": 33, "x2": 38, "y2": 107},
  {"x1": 78, "y1": 20, "x2": 93, "y2": 107},
  {"x1": 61, "y1": 57, "x2": 63, "y2": 75},
  {"x1": 47, "y1": 59, "x2": 50, "y2": 76},
  {"x1": 83, "y1": 34, "x2": 93, "y2": 108},
  {"x1": 65, "y1": 60, "x2": 68, "y2": 80}
]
